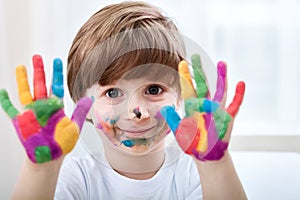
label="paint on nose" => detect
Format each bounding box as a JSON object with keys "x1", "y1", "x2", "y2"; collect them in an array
[{"x1": 133, "y1": 107, "x2": 141, "y2": 119}]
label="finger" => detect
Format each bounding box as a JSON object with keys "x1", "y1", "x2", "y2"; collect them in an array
[
  {"x1": 175, "y1": 117, "x2": 199, "y2": 154},
  {"x1": 213, "y1": 61, "x2": 227, "y2": 105},
  {"x1": 213, "y1": 108, "x2": 232, "y2": 139},
  {"x1": 226, "y1": 81, "x2": 246, "y2": 117},
  {"x1": 16, "y1": 65, "x2": 33, "y2": 105},
  {"x1": 55, "y1": 117, "x2": 79, "y2": 154},
  {"x1": 0, "y1": 89, "x2": 19, "y2": 119},
  {"x1": 51, "y1": 58, "x2": 64, "y2": 98},
  {"x1": 191, "y1": 54, "x2": 209, "y2": 98},
  {"x1": 160, "y1": 105, "x2": 181, "y2": 134},
  {"x1": 71, "y1": 97, "x2": 93, "y2": 130},
  {"x1": 178, "y1": 60, "x2": 196, "y2": 99},
  {"x1": 33, "y1": 55, "x2": 47, "y2": 100}
]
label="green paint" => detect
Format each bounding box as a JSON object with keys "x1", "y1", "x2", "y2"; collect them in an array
[
  {"x1": 132, "y1": 138, "x2": 148, "y2": 145},
  {"x1": 25, "y1": 97, "x2": 63, "y2": 126},
  {"x1": 184, "y1": 97, "x2": 204, "y2": 116},
  {"x1": 0, "y1": 89, "x2": 19, "y2": 119},
  {"x1": 35, "y1": 146, "x2": 52, "y2": 163},
  {"x1": 191, "y1": 54, "x2": 208, "y2": 98},
  {"x1": 213, "y1": 108, "x2": 232, "y2": 139}
]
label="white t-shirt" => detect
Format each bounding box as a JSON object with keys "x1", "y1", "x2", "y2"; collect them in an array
[{"x1": 55, "y1": 145, "x2": 202, "y2": 200}]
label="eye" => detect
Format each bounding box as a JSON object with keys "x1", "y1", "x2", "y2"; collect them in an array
[
  {"x1": 105, "y1": 88, "x2": 122, "y2": 98},
  {"x1": 146, "y1": 85, "x2": 164, "y2": 95}
]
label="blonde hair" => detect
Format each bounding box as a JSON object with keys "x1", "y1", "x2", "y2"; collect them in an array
[{"x1": 67, "y1": 1, "x2": 186, "y2": 102}]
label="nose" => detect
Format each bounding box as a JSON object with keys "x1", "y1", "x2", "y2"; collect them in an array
[
  {"x1": 127, "y1": 91, "x2": 151, "y2": 122},
  {"x1": 131, "y1": 106, "x2": 150, "y2": 120}
]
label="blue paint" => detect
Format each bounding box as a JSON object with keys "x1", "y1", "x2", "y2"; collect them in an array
[
  {"x1": 201, "y1": 99, "x2": 219, "y2": 113},
  {"x1": 91, "y1": 96, "x2": 95, "y2": 102},
  {"x1": 110, "y1": 119, "x2": 117, "y2": 124},
  {"x1": 160, "y1": 106, "x2": 181, "y2": 134},
  {"x1": 52, "y1": 58, "x2": 64, "y2": 98},
  {"x1": 122, "y1": 140, "x2": 135, "y2": 147}
]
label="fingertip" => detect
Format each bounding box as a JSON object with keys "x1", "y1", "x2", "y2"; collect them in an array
[
  {"x1": 217, "y1": 61, "x2": 227, "y2": 77},
  {"x1": 71, "y1": 97, "x2": 94, "y2": 129},
  {"x1": 16, "y1": 64, "x2": 26, "y2": 71},
  {"x1": 77, "y1": 96, "x2": 94, "y2": 110},
  {"x1": 0, "y1": 89, "x2": 8, "y2": 99},
  {"x1": 32, "y1": 54, "x2": 42, "y2": 60},
  {"x1": 32, "y1": 54, "x2": 44, "y2": 68},
  {"x1": 191, "y1": 53, "x2": 201, "y2": 62},
  {"x1": 236, "y1": 81, "x2": 246, "y2": 94},
  {"x1": 160, "y1": 105, "x2": 181, "y2": 133},
  {"x1": 178, "y1": 60, "x2": 189, "y2": 73},
  {"x1": 53, "y1": 58, "x2": 63, "y2": 71}
]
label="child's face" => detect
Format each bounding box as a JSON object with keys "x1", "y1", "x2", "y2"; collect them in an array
[{"x1": 89, "y1": 76, "x2": 179, "y2": 154}]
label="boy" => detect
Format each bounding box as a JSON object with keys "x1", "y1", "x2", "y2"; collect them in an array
[{"x1": 1, "y1": 1, "x2": 247, "y2": 199}]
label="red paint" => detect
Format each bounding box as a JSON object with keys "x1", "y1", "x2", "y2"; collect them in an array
[
  {"x1": 227, "y1": 81, "x2": 245, "y2": 117},
  {"x1": 33, "y1": 55, "x2": 47, "y2": 100},
  {"x1": 17, "y1": 110, "x2": 41, "y2": 141},
  {"x1": 175, "y1": 117, "x2": 199, "y2": 154}
]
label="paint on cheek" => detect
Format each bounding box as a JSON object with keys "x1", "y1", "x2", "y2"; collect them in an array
[
  {"x1": 94, "y1": 111, "x2": 119, "y2": 132},
  {"x1": 154, "y1": 111, "x2": 164, "y2": 120},
  {"x1": 96, "y1": 123, "x2": 103, "y2": 130},
  {"x1": 95, "y1": 111, "x2": 112, "y2": 132}
]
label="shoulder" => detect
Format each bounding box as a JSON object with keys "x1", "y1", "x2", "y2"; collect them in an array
[{"x1": 55, "y1": 153, "x2": 109, "y2": 199}]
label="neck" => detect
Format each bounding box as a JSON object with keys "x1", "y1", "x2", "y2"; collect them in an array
[{"x1": 102, "y1": 138, "x2": 165, "y2": 180}]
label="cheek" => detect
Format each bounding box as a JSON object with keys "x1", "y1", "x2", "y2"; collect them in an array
[{"x1": 93, "y1": 106, "x2": 119, "y2": 133}]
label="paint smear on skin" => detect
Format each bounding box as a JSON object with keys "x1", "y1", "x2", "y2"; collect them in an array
[
  {"x1": 95, "y1": 111, "x2": 113, "y2": 132},
  {"x1": 96, "y1": 123, "x2": 103, "y2": 130},
  {"x1": 133, "y1": 107, "x2": 141, "y2": 119},
  {"x1": 155, "y1": 111, "x2": 164, "y2": 120}
]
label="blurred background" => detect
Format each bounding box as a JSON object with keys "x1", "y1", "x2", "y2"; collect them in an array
[{"x1": 0, "y1": 0, "x2": 299, "y2": 199}]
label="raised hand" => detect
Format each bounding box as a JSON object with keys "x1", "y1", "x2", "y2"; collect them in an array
[
  {"x1": 0, "y1": 55, "x2": 93, "y2": 164},
  {"x1": 161, "y1": 54, "x2": 245, "y2": 161}
]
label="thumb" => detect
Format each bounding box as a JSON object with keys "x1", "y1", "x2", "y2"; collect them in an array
[
  {"x1": 160, "y1": 106, "x2": 181, "y2": 134},
  {"x1": 71, "y1": 97, "x2": 93, "y2": 130}
]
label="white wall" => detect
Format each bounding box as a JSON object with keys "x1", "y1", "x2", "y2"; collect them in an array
[{"x1": 0, "y1": 0, "x2": 299, "y2": 199}]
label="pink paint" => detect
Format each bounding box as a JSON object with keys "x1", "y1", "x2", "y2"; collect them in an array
[
  {"x1": 155, "y1": 111, "x2": 164, "y2": 120},
  {"x1": 213, "y1": 61, "x2": 226, "y2": 102},
  {"x1": 96, "y1": 123, "x2": 103, "y2": 130}
]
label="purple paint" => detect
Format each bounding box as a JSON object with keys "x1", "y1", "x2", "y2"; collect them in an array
[
  {"x1": 155, "y1": 111, "x2": 164, "y2": 120},
  {"x1": 213, "y1": 62, "x2": 226, "y2": 102},
  {"x1": 192, "y1": 113, "x2": 228, "y2": 161},
  {"x1": 13, "y1": 109, "x2": 65, "y2": 162},
  {"x1": 96, "y1": 123, "x2": 103, "y2": 130},
  {"x1": 71, "y1": 97, "x2": 93, "y2": 129},
  {"x1": 193, "y1": 140, "x2": 228, "y2": 161}
]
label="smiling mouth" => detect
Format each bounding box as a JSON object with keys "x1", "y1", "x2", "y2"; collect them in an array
[
  {"x1": 114, "y1": 126, "x2": 159, "y2": 147},
  {"x1": 119, "y1": 126, "x2": 155, "y2": 135}
]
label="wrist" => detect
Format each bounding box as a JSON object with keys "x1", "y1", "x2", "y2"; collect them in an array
[
  {"x1": 24, "y1": 155, "x2": 64, "y2": 172},
  {"x1": 193, "y1": 150, "x2": 231, "y2": 166}
]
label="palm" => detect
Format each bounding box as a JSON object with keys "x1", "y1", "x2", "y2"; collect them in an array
[
  {"x1": 0, "y1": 55, "x2": 92, "y2": 163},
  {"x1": 161, "y1": 54, "x2": 245, "y2": 161}
]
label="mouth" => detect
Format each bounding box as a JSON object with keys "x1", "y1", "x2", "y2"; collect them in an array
[
  {"x1": 114, "y1": 126, "x2": 163, "y2": 148},
  {"x1": 118, "y1": 126, "x2": 155, "y2": 136}
]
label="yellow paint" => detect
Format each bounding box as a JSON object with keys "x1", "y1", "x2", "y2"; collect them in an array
[
  {"x1": 54, "y1": 117, "x2": 79, "y2": 154},
  {"x1": 16, "y1": 65, "x2": 32, "y2": 105},
  {"x1": 194, "y1": 112, "x2": 208, "y2": 152},
  {"x1": 178, "y1": 61, "x2": 196, "y2": 99}
]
